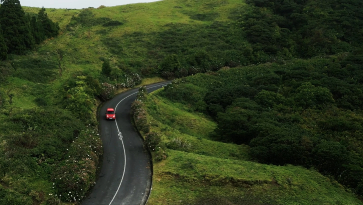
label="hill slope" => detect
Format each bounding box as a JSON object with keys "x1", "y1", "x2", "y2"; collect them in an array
[
  {"x1": 0, "y1": 0, "x2": 362, "y2": 204},
  {"x1": 139, "y1": 88, "x2": 363, "y2": 204}
]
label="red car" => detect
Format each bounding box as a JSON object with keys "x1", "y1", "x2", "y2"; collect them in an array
[{"x1": 106, "y1": 108, "x2": 116, "y2": 120}]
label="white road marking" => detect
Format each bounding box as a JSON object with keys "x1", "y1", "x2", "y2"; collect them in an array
[{"x1": 108, "y1": 83, "x2": 168, "y2": 205}]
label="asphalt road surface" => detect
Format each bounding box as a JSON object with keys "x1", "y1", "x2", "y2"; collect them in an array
[{"x1": 82, "y1": 82, "x2": 169, "y2": 205}]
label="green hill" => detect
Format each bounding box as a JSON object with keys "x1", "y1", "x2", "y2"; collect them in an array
[
  {"x1": 0, "y1": 0, "x2": 362, "y2": 204},
  {"x1": 135, "y1": 63, "x2": 363, "y2": 204}
]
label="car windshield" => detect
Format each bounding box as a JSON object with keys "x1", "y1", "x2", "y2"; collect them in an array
[{"x1": 107, "y1": 111, "x2": 114, "y2": 114}]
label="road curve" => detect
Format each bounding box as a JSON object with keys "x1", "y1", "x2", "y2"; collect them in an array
[{"x1": 82, "y1": 82, "x2": 169, "y2": 205}]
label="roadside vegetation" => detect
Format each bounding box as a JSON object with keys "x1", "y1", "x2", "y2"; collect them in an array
[{"x1": 0, "y1": 0, "x2": 362, "y2": 204}]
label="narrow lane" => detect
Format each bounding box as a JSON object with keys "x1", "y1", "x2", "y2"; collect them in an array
[{"x1": 82, "y1": 82, "x2": 168, "y2": 205}]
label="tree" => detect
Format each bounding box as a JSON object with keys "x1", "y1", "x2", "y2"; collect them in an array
[
  {"x1": 0, "y1": 26, "x2": 7, "y2": 60},
  {"x1": 0, "y1": 0, "x2": 34, "y2": 54},
  {"x1": 255, "y1": 90, "x2": 285, "y2": 108},
  {"x1": 101, "y1": 59, "x2": 111, "y2": 76},
  {"x1": 159, "y1": 54, "x2": 181, "y2": 73},
  {"x1": 37, "y1": 7, "x2": 59, "y2": 39},
  {"x1": 30, "y1": 15, "x2": 44, "y2": 44},
  {"x1": 214, "y1": 98, "x2": 261, "y2": 144},
  {"x1": 294, "y1": 82, "x2": 335, "y2": 108},
  {"x1": 312, "y1": 140, "x2": 349, "y2": 175}
]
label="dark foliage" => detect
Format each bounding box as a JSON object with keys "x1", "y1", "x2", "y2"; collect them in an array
[
  {"x1": 12, "y1": 57, "x2": 58, "y2": 83},
  {"x1": 102, "y1": 20, "x2": 123, "y2": 27},
  {"x1": 0, "y1": 2, "x2": 59, "y2": 56},
  {"x1": 205, "y1": 86, "x2": 259, "y2": 118},
  {"x1": 148, "y1": 22, "x2": 247, "y2": 77},
  {"x1": 36, "y1": 7, "x2": 59, "y2": 40},
  {"x1": 240, "y1": 0, "x2": 363, "y2": 59},
  {"x1": 60, "y1": 73, "x2": 102, "y2": 124},
  {"x1": 66, "y1": 9, "x2": 122, "y2": 30},
  {"x1": 159, "y1": 50, "x2": 363, "y2": 196},
  {"x1": 0, "y1": 0, "x2": 34, "y2": 54},
  {"x1": 160, "y1": 81, "x2": 207, "y2": 112},
  {"x1": 101, "y1": 59, "x2": 111, "y2": 76},
  {"x1": 0, "y1": 26, "x2": 7, "y2": 60}
]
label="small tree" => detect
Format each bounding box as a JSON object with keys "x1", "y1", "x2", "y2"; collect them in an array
[
  {"x1": 30, "y1": 15, "x2": 44, "y2": 44},
  {"x1": 0, "y1": 0, "x2": 35, "y2": 54},
  {"x1": 159, "y1": 54, "x2": 181, "y2": 78},
  {"x1": 101, "y1": 59, "x2": 111, "y2": 76},
  {"x1": 37, "y1": 7, "x2": 59, "y2": 38},
  {"x1": 0, "y1": 28, "x2": 7, "y2": 60},
  {"x1": 144, "y1": 132, "x2": 161, "y2": 151},
  {"x1": 137, "y1": 86, "x2": 148, "y2": 101},
  {"x1": 294, "y1": 82, "x2": 335, "y2": 109}
]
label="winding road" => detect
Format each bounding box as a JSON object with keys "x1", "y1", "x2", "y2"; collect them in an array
[{"x1": 82, "y1": 82, "x2": 168, "y2": 205}]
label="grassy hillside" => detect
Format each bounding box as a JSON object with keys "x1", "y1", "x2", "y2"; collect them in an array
[
  {"x1": 138, "y1": 88, "x2": 363, "y2": 204},
  {"x1": 0, "y1": 0, "x2": 362, "y2": 204},
  {"x1": 21, "y1": 0, "x2": 246, "y2": 76},
  {"x1": 0, "y1": 0, "x2": 247, "y2": 204}
]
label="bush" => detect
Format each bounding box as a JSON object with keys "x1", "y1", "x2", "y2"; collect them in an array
[
  {"x1": 99, "y1": 82, "x2": 115, "y2": 101},
  {"x1": 61, "y1": 75, "x2": 102, "y2": 123},
  {"x1": 136, "y1": 86, "x2": 148, "y2": 101},
  {"x1": 167, "y1": 137, "x2": 192, "y2": 151},
  {"x1": 205, "y1": 85, "x2": 259, "y2": 118},
  {"x1": 154, "y1": 147, "x2": 168, "y2": 162},
  {"x1": 293, "y1": 82, "x2": 335, "y2": 109},
  {"x1": 52, "y1": 129, "x2": 102, "y2": 203},
  {"x1": 131, "y1": 100, "x2": 150, "y2": 133},
  {"x1": 255, "y1": 90, "x2": 285, "y2": 108},
  {"x1": 161, "y1": 82, "x2": 208, "y2": 112},
  {"x1": 102, "y1": 20, "x2": 123, "y2": 27},
  {"x1": 101, "y1": 59, "x2": 111, "y2": 76},
  {"x1": 312, "y1": 141, "x2": 349, "y2": 175},
  {"x1": 214, "y1": 101, "x2": 260, "y2": 144},
  {"x1": 144, "y1": 132, "x2": 161, "y2": 152},
  {"x1": 159, "y1": 54, "x2": 181, "y2": 76}
]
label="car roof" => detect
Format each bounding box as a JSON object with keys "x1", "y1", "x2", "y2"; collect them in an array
[{"x1": 107, "y1": 108, "x2": 114, "y2": 111}]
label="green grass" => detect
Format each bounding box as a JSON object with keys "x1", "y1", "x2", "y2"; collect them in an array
[
  {"x1": 150, "y1": 150, "x2": 362, "y2": 205},
  {"x1": 146, "y1": 93, "x2": 249, "y2": 160},
  {"x1": 22, "y1": 0, "x2": 247, "y2": 76},
  {"x1": 147, "y1": 96, "x2": 215, "y2": 139}
]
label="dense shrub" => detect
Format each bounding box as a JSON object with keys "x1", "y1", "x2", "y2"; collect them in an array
[
  {"x1": 161, "y1": 81, "x2": 208, "y2": 112},
  {"x1": 60, "y1": 74, "x2": 103, "y2": 123},
  {"x1": 144, "y1": 132, "x2": 161, "y2": 151},
  {"x1": 0, "y1": 2, "x2": 59, "y2": 55},
  {"x1": 99, "y1": 82, "x2": 115, "y2": 101},
  {"x1": 102, "y1": 20, "x2": 123, "y2": 27},
  {"x1": 131, "y1": 97, "x2": 150, "y2": 134},
  {"x1": 148, "y1": 22, "x2": 246, "y2": 77},
  {"x1": 52, "y1": 129, "x2": 102, "y2": 203},
  {"x1": 239, "y1": 0, "x2": 362, "y2": 59},
  {"x1": 205, "y1": 85, "x2": 258, "y2": 118},
  {"x1": 0, "y1": 106, "x2": 102, "y2": 204},
  {"x1": 101, "y1": 59, "x2": 111, "y2": 76},
  {"x1": 293, "y1": 82, "x2": 335, "y2": 109},
  {"x1": 157, "y1": 52, "x2": 363, "y2": 196},
  {"x1": 255, "y1": 90, "x2": 285, "y2": 108}
]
